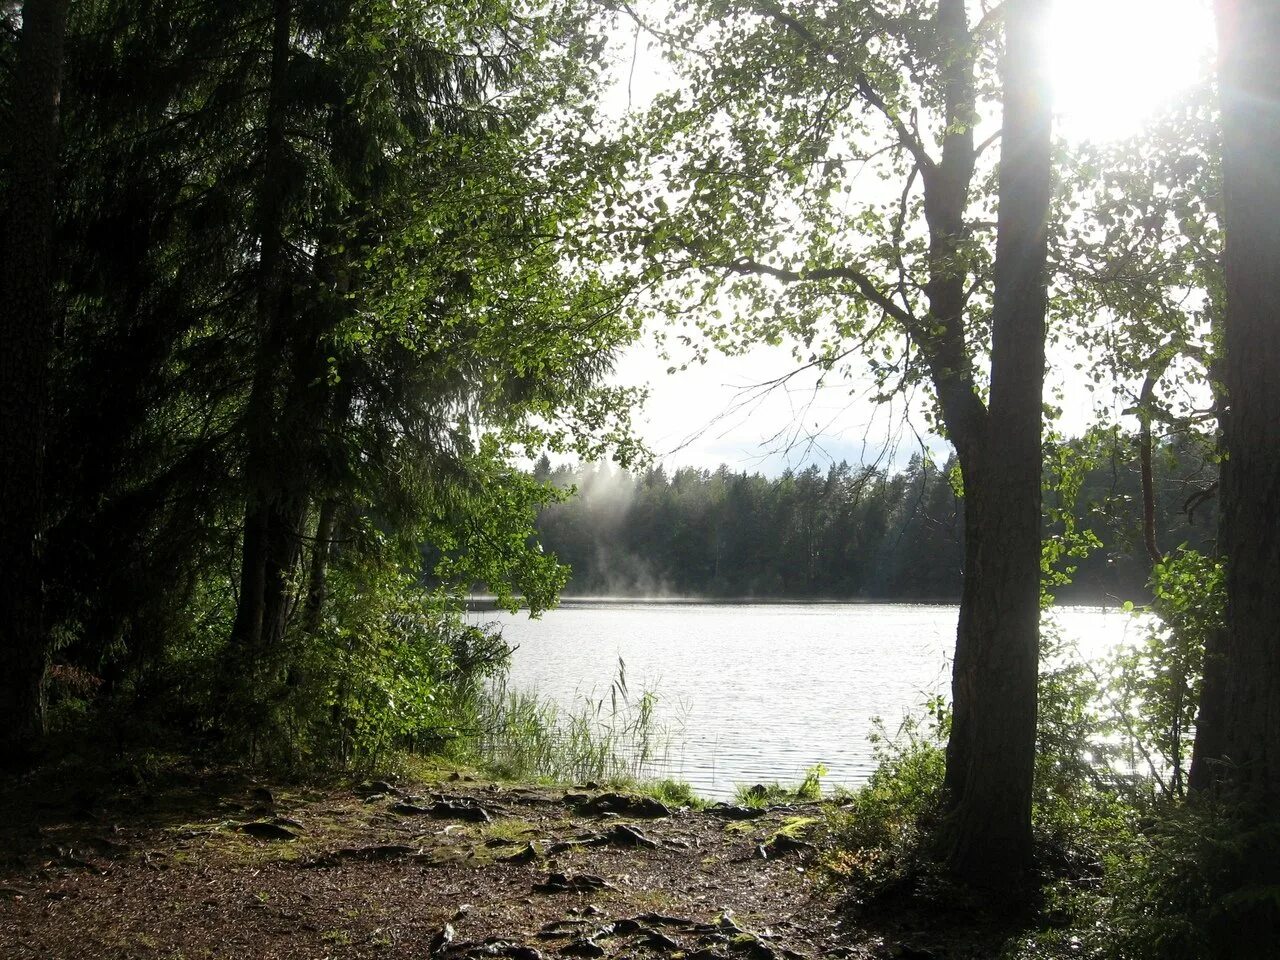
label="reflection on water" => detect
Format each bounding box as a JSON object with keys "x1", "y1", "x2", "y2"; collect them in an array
[{"x1": 476, "y1": 600, "x2": 1144, "y2": 801}]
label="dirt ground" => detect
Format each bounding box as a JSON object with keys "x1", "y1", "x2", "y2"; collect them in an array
[{"x1": 0, "y1": 766, "x2": 1008, "y2": 960}]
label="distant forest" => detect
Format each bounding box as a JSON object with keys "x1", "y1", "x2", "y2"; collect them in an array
[{"x1": 532, "y1": 439, "x2": 1217, "y2": 604}]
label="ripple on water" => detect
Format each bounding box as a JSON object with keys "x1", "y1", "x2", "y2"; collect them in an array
[{"x1": 478, "y1": 600, "x2": 1142, "y2": 801}]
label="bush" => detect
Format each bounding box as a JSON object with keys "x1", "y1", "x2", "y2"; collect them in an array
[
  {"x1": 1018, "y1": 801, "x2": 1280, "y2": 959},
  {"x1": 825, "y1": 714, "x2": 947, "y2": 893}
]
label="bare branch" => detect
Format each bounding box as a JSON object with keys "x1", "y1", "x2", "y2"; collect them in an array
[
  {"x1": 893, "y1": 163, "x2": 921, "y2": 315},
  {"x1": 708, "y1": 256, "x2": 919, "y2": 328},
  {"x1": 975, "y1": 128, "x2": 1003, "y2": 158}
]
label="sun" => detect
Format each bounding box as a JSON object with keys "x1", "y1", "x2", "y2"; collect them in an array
[{"x1": 1047, "y1": 0, "x2": 1216, "y2": 142}]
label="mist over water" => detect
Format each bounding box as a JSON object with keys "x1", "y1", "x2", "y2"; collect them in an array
[{"x1": 480, "y1": 600, "x2": 1144, "y2": 801}]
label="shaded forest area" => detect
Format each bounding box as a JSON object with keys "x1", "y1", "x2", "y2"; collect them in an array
[
  {"x1": 0, "y1": 0, "x2": 645, "y2": 772},
  {"x1": 533, "y1": 438, "x2": 1217, "y2": 603}
]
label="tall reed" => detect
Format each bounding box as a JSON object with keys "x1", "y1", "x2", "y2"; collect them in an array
[{"x1": 462, "y1": 657, "x2": 679, "y2": 784}]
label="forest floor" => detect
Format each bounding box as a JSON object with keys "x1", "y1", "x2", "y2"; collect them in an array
[{"x1": 0, "y1": 763, "x2": 1024, "y2": 960}]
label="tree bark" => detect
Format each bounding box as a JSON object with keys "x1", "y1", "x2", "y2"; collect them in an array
[
  {"x1": 0, "y1": 0, "x2": 70, "y2": 768},
  {"x1": 1189, "y1": 0, "x2": 1280, "y2": 806},
  {"x1": 945, "y1": 0, "x2": 1052, "y2": 884},
  {"x1": 230, "y1": 0, "x2": 295, "y2": 655},
  {"x1": 722, "y1": 0, "x2": 1052, "y2": 880},
  {"x1": 302, "y1": 499, "x2": 339, "y2": 634}
]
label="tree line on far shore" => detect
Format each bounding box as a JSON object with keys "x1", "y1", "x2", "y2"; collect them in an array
[{"x1": 531, "y1": 432, "x2": 1216, "y2": 604}]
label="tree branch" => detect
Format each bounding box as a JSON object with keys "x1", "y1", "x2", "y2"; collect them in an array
[
  {"x1": 709, "y1": 256, "x2": 919, "y2": 328},
  {"x1": 751, "y1": 0, "x2": 937, "y2": 171}
]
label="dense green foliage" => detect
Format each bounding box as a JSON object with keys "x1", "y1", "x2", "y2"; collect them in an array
[{"x1": 6, "y1": 0, "x2": 644, "y2": 769}]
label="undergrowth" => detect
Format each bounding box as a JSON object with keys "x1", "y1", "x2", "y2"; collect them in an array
[{"x1": 824, "y1": 715, "x2": 947, "y2": 895}]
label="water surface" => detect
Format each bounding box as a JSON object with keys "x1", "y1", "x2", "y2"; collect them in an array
[{"x1": 478, "y1": 600, "x2": 1141, "y2": 800}]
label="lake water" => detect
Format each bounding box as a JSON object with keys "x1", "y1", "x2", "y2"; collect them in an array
[{"x1": 474, "y1": 600, "x2": 1146, "y2": 800}]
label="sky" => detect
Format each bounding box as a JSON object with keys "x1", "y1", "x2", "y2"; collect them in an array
[{"x1": 593, "y1": 0, "x2": 1217, "y2": 476}]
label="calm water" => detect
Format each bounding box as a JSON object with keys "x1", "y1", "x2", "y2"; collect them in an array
[{"x1": 475, "y1": 600, "x2": 1144, "y2": 800}]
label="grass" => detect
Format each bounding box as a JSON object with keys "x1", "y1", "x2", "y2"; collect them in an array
[
  {"x1": 480, "y1": 818, "x2": 540, "y2": 848},
  {"x1": 733, "y1": 764, "x2": 827, "y2": 808},
  {"x1": 602, "y1": 775, "x2": 707, "y2": 809},
  {"x1": 455, "y1": 658, "x2": 696, "y2": 797}
]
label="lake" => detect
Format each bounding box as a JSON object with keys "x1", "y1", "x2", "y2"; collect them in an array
[{"x1": 474, "y1": 600, "x2": 1146, "y2": 800}]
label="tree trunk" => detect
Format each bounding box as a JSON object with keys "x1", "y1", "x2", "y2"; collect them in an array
[
  {"x1": 0, "y1": 0, "x2": 70, "y2": 768},
  {"x1": 230, "y1": 0, "x2": 294, "y2": 655},
  {"x1": 302, "y1": 499, "x2": 338, "y2": 634},
  {"x1": 1189, "y1": 0, "x2": 1280, "y2": 805},
  {"x1": 946, "y1": 0, "x2": 1052, "y2": 884}
]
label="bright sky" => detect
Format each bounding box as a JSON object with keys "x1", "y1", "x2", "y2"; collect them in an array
[{"x1": 603, "y1": 0, "x2": 1216, "y2": 476}]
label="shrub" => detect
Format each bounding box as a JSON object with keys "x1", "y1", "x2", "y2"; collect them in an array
[{"x1": 825, "y1": 714, "x2": 947, "y2": 893}]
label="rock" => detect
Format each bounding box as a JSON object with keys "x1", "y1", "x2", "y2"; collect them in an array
[
  {"x1": 393, "y1": 801, "x2": 435, "y2": 815},
  {"x1": 534, "y1": 872, "x2": 614, "y2": 894},
  {"x1": 431, "y1": 799, "x2": 492, "y2": 823},
  {"x1": 498, "y1": 842, "x2": 542, "y2": 865},
  {"x1": 235, "y1": 821, "x2": 298, "y2": 842},
  {"x1": 706, "y1": 804, "x2": 767, "y2": 821},
  {"x1": 756, "y1": 834, "x2": 814, "y2": 860},
  {"x1": 546, "y1": 838, "x2": 600, "y2": 855},
  {"x1": 604, "y1": 824, "x2": 660, "y2": 849},
  {"x1": 631, "y1": 914, "x2": 697, "y2": 929},
  {"x1": 431, "y1": 923, "x2": 456, "y2": 955},
  {"x1": 560, "y1": 938, "x2": 606, "y2": 957},
  {"x1": 538, "y1": 919, "x2": 593, "y2": 939},
  {"x1": 638, "y1": 931, "x2": 682, "y2": 952},
  {"x1": 327, "y1": 843, "x2": 419, "y2": 862},
  {"x1": 547, "y1": 823, "x2": 658, "y2": 854},
  {"x1": 577, "y1": 793, "x2": 671, "y2": 819}
]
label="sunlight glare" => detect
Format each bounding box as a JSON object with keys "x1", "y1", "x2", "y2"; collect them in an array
[{"x1": 1048, "y1": 0, "x2": 1215, "y2": 141}]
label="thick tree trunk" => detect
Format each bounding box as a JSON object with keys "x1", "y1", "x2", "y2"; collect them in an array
[
  {"x1": 946, "y1": 0, "x2": 1052, "y2": 884},
  {"x1": 230, "y1": 0, "x2": 294, "y2": 655},
  {"x1": 0, "y1": 0, "x2": 70, "y2": 768},
  {"x1": 1189, "y1": 0, "x2": 1280, "y2": 805}
]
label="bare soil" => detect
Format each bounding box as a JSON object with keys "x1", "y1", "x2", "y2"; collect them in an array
[{"x1": 0, "y1": 765, "x2": 1014, "y2": 959}]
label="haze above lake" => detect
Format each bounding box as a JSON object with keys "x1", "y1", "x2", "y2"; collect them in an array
[{"x1": 477, "y1": 600, "x2": 1143, "y2": 801}]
